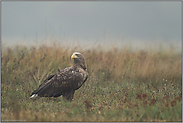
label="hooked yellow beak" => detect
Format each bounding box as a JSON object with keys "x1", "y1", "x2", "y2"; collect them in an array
[{"x1": 71, "y1": 54, "x2": 78, "y2": 60}]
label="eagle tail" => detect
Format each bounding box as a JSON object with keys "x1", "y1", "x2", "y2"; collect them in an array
[{"x1": 30, "y1": 94, "x2": 39, "y2": 100}]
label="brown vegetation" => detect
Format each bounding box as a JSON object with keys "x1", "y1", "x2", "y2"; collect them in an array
[{"x1": 1, "y1": 43, "x2": 182, "y2": 121}]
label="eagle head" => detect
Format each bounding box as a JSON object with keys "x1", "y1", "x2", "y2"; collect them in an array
[{"x1": 71, "y1": 52, "x2": 87, "y2": 70}]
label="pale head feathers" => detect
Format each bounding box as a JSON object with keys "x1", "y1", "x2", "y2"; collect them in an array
[
  {"x1": 71, "y1": 52, "x2": 87, "y2": 70},
  {"x1": 71, "y1": 52, "x2": 84, "y2": 60},
  {"x1": 72, "y1": 52, "x2": 81, "y2": 55}
]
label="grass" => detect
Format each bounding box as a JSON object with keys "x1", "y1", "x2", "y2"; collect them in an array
[{"x1": 1, "y1": 42, "x2": 182, "y2": 122}]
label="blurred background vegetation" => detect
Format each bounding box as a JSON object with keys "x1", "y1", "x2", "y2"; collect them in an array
[{"x1": 1, "y1": 43, "x2": 182, "y2": 122}]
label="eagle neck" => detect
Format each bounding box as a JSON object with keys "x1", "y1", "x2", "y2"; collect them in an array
[{"x1": 73, "y1": 62, "x2": 86, "y2": 71}]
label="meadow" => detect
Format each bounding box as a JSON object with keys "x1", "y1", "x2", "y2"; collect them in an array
[{"x1": 1, "y1": 43, "x2": 182, "y2": 122}]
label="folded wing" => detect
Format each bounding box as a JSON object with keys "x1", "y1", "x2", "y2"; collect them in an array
[{"x1": 30, "y1": 67, "x2": 88, "y2": 98}]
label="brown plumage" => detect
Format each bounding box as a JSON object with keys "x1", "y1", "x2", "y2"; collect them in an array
[{"x1": 30, "y1": 52, "x2": 88, "y2": 101}]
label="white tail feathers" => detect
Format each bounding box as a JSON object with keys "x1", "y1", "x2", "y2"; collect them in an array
[{"x1": 30, "y1": 94, "x2": 39, "y2": 100}]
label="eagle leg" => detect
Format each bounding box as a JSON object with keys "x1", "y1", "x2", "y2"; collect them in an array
[{"x1": 62, "y1": 90, "x2": 75, "y2": 101}]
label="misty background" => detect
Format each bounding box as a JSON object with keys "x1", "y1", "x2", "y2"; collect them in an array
[{"x1": 2, "y1": 1, "x2": 182, "y2": 50}]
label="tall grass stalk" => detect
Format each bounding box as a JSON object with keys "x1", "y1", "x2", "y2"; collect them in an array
[{"x1": 1, "y1": 43, "x2": 182, "y2": 122}]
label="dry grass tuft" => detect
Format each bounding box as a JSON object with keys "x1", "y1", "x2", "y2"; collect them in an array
[{"x1": 1, "y1": 43, "x2": 182, "y2": 122}]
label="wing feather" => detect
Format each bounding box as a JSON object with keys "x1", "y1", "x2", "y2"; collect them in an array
[
  {"x1": 31, "y1": 74, "x2": 55, "y2": 95},
  {"x1": 31, "y1": 67, "x2": 87, "y2": 97}
]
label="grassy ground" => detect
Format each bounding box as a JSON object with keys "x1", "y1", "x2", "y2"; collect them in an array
[{"x1": 1, "y1": 43, "x2": 182, "y2": 122}]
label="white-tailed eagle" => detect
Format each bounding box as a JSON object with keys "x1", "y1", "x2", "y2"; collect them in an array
[{"x1": 30, "y1": 52, "x2": 88, "y2": 101}]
